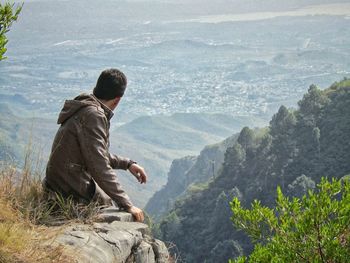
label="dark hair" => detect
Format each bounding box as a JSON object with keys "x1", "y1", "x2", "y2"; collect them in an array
[{"x1": 93, "y1": 68, "x2": 127, "y2": 100}]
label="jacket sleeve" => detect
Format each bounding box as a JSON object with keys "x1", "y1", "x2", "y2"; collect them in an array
[
  {"x1": 109, "y1": 153, "x2": 130, "y2": 170},
  {"x1": 79, "y1": 109, "x2": 133, "y2": 209}
]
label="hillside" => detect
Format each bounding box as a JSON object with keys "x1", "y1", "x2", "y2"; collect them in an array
[
  {"x1": 156, "y1": 79, "x2": 350, "y2": 262},
  {"x1": 0, "y1": 103, "x2": 57, "y2": 163},
  {"x1": 145, "y1": 133, "x2": 238, "y2": 220}
]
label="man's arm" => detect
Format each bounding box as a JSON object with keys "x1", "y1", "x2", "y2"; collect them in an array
[
  {"x1": 78, "y1": 109, "x2": 133, "y2": 209},
  {"x1": 109, "y1": 153, "x2": 147, "y2": 184},
  {"x1": 109, "y1": 153, "x2": 129, "y2": 170}
]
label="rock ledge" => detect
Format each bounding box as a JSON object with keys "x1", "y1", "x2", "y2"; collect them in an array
[{"x1": 51, "y1": 207, "x2": 169, "y2": 263}]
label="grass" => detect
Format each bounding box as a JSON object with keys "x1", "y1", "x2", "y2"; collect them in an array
[
  {"x1": 0, "y1": 142, "x2": 99, "y2": 263},
  {"x1": 0, "y1": 192, "x2": 71, "y2": 262},
  {"x1": 0, "y1": 162, "x2": 67, "y2": 263}
]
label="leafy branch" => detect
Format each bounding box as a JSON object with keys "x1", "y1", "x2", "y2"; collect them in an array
[
  {"x1": 0, "y1": 2, "x2": 22, "y2": 60},
  {"x1": 230, "y1": 177, "x2": 350, "y2": 262}
]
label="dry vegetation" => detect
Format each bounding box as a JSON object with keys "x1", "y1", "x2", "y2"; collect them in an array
[
  {"x1": 0, "y1": 144, "x2": 97, "y2": 263},
  {"x1": 0, "y1": 163, "x2": 66, "y2": 263}
]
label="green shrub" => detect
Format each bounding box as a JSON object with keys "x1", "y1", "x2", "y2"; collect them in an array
[{"x1": 230, "y1": 177, "x2": 350, "y2": 262}]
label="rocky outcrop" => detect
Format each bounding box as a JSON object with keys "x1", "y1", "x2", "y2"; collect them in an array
[{"x1": 50, "y1": 207, "x2": 170, "y2": 263}]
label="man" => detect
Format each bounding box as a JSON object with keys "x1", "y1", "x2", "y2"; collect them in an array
[{"x1": 44, "y1": 68, "x2": 147, "y2": 222}]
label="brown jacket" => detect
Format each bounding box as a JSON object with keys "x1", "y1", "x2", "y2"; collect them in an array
[{"x1": 44, "y1": 93, "x2": 133, "y2": 209}]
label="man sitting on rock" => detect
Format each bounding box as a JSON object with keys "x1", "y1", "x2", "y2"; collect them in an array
[{"x1": 43, "y1": 68, "x2": 147, "y2": 222}]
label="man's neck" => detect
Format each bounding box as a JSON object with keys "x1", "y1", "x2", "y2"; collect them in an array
[
  {"x1": 99, "y1": 99, "x2": 114, "y2": 111},
  {"x1": 92, "y1": 95, "x2": 114, "y2": 111}
]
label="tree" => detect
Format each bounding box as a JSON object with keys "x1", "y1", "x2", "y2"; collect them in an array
[
  {"x1": 159, "y1": 211, "x2": 181, "y2": 242},
  {"x1": 230, "y1": 177, "x2": 350, "y2": 262},
  {"x1": 224, "y1": 143, "x2": 246, "y2": 170},
  {"x1": 237, "y1": 127, "x2": 255, "y2": 150},
  {"x1": 269, "y1": 105, "x2": 297, "y2": 188},
  {"x1": 298, "y1": 85, "x2": 330, "y2": 124},
  {"x1": 0, "y1": 2, "x2": 22, "y2": 60}
]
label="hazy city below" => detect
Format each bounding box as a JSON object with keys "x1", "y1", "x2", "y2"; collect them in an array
[{"x1": 1, "y1": 0, "x2": 349, "y2": 122}]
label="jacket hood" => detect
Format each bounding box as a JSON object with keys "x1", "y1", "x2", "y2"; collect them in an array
[{"x1": 57, "y1": 94, "x2": 102, "y2": 124}]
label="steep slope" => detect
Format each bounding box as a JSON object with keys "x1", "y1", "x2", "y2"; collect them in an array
[
  {"x1": 145, "y1": 134, "x2": 237, "y2": 220},
  {"x1": 157, "y1": 79, "x2": 350, "y2": 262}
]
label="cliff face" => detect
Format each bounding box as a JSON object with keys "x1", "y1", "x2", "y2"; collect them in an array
[
  {"x1": 49, "y1": 208, "x2": 169, "y2": 263},
  {"x1": 145, "y1": 134, "x2": 237, "y2": 220},
  {"x1": 145, "y1": 155, "x2": 197, "y2": 219}
]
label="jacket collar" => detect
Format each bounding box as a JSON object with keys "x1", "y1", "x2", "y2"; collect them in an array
[{"x1": 91, "y1": 94, "x2": 114, "y2": 120}]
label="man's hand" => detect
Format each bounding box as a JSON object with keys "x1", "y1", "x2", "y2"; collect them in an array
[
  {"x1": 128, "y1": 163, "x2": 147, "y2": 184},
  {"x1": 127, "y1": 206, "x2": 144, "y2": 222}
]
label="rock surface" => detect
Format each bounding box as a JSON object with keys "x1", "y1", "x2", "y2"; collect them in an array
[{"x1": 51, "y1": 207, "x2": 170, "y2": 263}]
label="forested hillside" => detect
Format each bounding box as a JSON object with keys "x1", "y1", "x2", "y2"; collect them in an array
[
  {"x1": 156, "y1": 79, "x2": 350, "y2": 262},
  {"x1": 146, "y1": 133, "x2": 237, "y2": 219}
]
